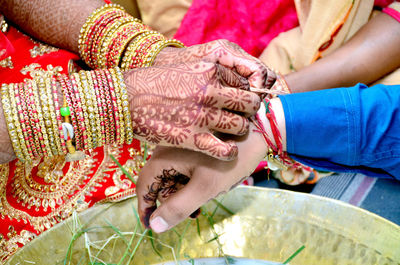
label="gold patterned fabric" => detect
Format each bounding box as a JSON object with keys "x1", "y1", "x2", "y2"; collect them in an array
[{"x1": 0, "y1": 20, "x2": 147, "y2": 262}]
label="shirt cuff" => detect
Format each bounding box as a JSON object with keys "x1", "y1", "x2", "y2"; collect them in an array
[{"x1": 279, "y1": 84, "x2": 363, "y2": 166}]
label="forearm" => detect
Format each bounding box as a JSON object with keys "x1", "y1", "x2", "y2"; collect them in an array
[
  {"x1": 0, "y1": 0, "x2": 105, "y2": 53},
  {"x1": 285, "y1": 13, "x2": 400, "y2": 93}
]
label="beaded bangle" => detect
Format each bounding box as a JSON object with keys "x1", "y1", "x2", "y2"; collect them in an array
[
  {"x1": 3, "y1": 68, "x2": 131, "y2": 161},
  {"x1": 37, "y1": 76, "x2": 58, "y2": 156},
  {"x1": 8, "y1": 83, "x2": 30, "y2": 160},
  {"x1": 16, "y1": 83, "x2": 35, "y2": 160},
  {"x1": 18, "y1": 82, "x2": 38, "y2": 158},
  {"x1": 94, "y1": 70, "x2": 113, "y2": 145},
  {"x1": 44, "y1": 75, "x2": 63, "y2": 155},
  {"x1": 113, "y1": 67, "x2": 133, "y2": 144},
  {"x1": 90, "y1": 70, "x2": 106, "y2": 146},
  {"x1": 25, "y1": 80, "x2": 44, "y2": 156},
  {"x1": 128, "y1": 34, "x2": 166, "y2": 69},
  {"x1": 120, "y1": 31, "x2": 161, "y2": 70},
  {"x1": 33, "y1": 78, "x2": 53, "y2": 156},
  {"x1": 70, "y1": 74, "x2": 88, "y2": 150},
  {"x1": 85, "y1": 71, "x2": 103, "y2": 148},
  {"x1": 51, "y1": 75, "x2": 67, "y2": 154},
  {"x1": 58, "y1": 74, "x2": 82, "y2": 150},
  {"x1": 97, "y1": 69, "x2": 115, "y2": 144},
  {"x1": 143, "y1": 39, "x2": 185, "y2": 67},
  {"x1": 2, "y1": 84, "x2": 25, "y2": 161},
  {"x1": 79, "y1": 70, "x2": 101, "y2": 149},
  {"x1": 112, "y1": 30, "x2": 150, "y2": 70},
  {"x1": 78, "y1": 4, "x2": 126, "y2": 63},
  {"x1": 108, "y1": 68, "x2": 125, "y2": 144},
  {"x1": 103, "y1": 69, "x2": 121, "y2": 144},
  {"x1": 99, "y1": 18, "x2": 141, "y2": 68},
  {"x1": 104, "y1": 21, "x2": 146, "y2": 68},
  {"x1": 76, "y1": 72, "x2": 95, "y2": 149},
  {"x1": 89, "y1": 11, "x2": 126, "y2": 68}
]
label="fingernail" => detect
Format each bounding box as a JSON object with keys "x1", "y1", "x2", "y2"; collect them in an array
[
  {"x1": 150, "y1": 216, "x2": 169, "y2": 233},
  {"x1": 142, "y1": 206, "x2": 157, "y2": 229},
  {"x1": 190, "y1": 208, "x2": 201, "y2": 219}
]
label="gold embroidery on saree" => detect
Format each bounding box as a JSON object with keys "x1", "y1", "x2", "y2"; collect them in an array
[
  {"x1": 20, "y1": 63, "x2": 62, "y2": 78},
  {"x1": 0, "y1": 56, "x2": 13, "y2": 69},
  {"x1": 29, "y1": 42, "x2": 59, "y2": 58},
  {"x1": 0, "y1": 145, "x2": 139, "y2": 261},
  {"x1": 0, "y1": 14, "x2": 8, "y2": 33}
]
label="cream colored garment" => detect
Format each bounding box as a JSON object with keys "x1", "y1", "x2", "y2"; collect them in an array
[
  {"x1": 136, "y1": 0, "x2": 193, "y2": 38},
  {"x1": 260, "y1": 0, "x2": 400, "y2": 85},
  {"x1": 260, "y1": 0, "x2": 374, "y2": 74}
]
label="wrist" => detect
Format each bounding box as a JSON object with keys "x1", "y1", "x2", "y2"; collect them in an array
[
  {"x1": 270, "y1": 98, "x2": 286, "y2": 151},
  {"x1": 252, "y1": 97, "x2": 288, "y2": 171},
  {"x1": 152, "y1": 47, "x2": 180, "y2": 66}
]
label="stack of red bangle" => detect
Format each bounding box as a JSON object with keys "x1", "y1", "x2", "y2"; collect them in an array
[
  {"x1": 2, "y1": 68, "x2": 133, "y2": 162},
  {"x1": 78, "y1": 4, "x2": 184, "y2": 70},
  {"x1": 2, "y1": 69, "x2": 67, "y2": 161},
  {"x1": 59, "y1": 68, "x2": 133, "y2": 151}
]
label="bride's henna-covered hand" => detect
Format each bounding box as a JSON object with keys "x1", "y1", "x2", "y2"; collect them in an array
[
  {"x1": 154, "y1": 39, "x2": 276, "y2": 91},
  {"x1": 136, "y1": 106, "x2": 270, "y2": 232},
  {"x1": 125, "y1": 61, "x2": 261, "y2": 160}
]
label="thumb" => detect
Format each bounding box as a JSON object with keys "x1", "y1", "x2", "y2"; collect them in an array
[{"x1": 149, "y1": 172, "x2": 213, "y2": 233}]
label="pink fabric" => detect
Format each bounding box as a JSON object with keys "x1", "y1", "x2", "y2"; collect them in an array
[
  {"x1": 174, "y1": 0, "x2": 299, "y2": 57},
  {"x1": 383, "y1": 7, "x2": 400, "y2": 22},
  {"x1": 374, "y1": 0, "x2": 395, "y2": 8},
  {"x1": 174, "y1": 0, "x2": 397, "y2": 58}
]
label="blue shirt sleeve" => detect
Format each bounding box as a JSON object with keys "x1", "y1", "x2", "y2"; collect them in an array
[{"x1": 279, "y1": 83, "x2": 400, "y2": 179}]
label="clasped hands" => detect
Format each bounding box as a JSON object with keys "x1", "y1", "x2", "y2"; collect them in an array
[{"x1": 125, "y1": 39, "x2": 276, "y2": 232}]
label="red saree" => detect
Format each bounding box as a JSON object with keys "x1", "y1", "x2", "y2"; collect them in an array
[{"x1": 0, "y1": 25, "x2": 141, "y2": 262}]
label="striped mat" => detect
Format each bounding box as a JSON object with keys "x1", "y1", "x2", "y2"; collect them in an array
[{"x1": 254, "y1": 171, "x2": 400, "y2": 226}]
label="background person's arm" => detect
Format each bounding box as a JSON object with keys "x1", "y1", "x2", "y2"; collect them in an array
[{"x1": 286, "y1": 13, "x2": 400, "y2": 93}]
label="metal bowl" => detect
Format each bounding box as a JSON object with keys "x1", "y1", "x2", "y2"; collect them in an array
[{"x1": 7, "y1": 186, "x2": 400, "y2": 264}]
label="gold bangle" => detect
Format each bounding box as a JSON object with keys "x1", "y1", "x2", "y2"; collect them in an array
[
  {"x1": 98, "y1": 17, "x2": 140, "y2": 68},
  {"x1": 38, "y1": 76, "x2": 58, "y2": 156},
  {"x1": 72, "y1": 72, "x2": 93, "y2": 149},
  {"x1": 25, "y1": 80, "x2": 45, "y2": 157},
  {"x1": 51, "y1": 74, "x2": 67, "y2": 155},
  {"x1": 44, "y1": 75, "x2": 63, "y2": 155},
  {"x1": 120, "y1": 31, "x2": 161, "y2": 70},
  {"x1": 9, "y1": 83, "x2": 31, "y2": 161},
  {"x1": 78, "y1": 4, "x2": 125, "y2": 59},
  {"x1": 81, "y1": 70, "x2": 102, "y2": 149},
  {"x1": 33, "y1": 78, "x2": 53, "y2": 157},
  {"x1": 109, "y1": 68, "x2": 126, "y2": 144},
  {"x1": 1, "y1": 84, "x2": 25, "y2": 161},
  {"x1": 114, "y1": 29, "x2": 150, "y2": 69},
  {"x1": 15, "y1": 83, "x2": 35, "y2": 160},
  {"x1": 113, "y1": 67, "x2": 133, "y2": 144},
  {"x1": 90, "y1": 70, "x2": 106, "y2": 146},
  {"x1": 143, "y1": 39, "x2": 185, "y2": 67}
]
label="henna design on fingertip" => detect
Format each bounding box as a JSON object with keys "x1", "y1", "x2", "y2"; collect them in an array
[{"x1": 194, "y1": 133, "x2": 238, "y2": 159}]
